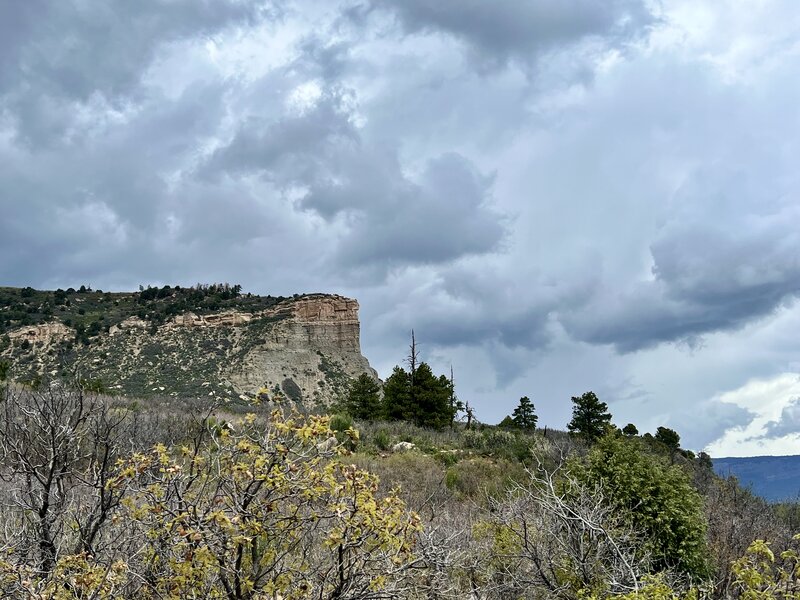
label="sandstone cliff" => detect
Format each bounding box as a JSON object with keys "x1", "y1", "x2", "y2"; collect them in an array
[{"x1": 1, "y1": 293, "x2": 376, "y2": 405}]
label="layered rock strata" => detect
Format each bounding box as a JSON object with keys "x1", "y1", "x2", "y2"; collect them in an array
[{"x1": 3, "y1": 294, "x2": 376, "y2": 405}]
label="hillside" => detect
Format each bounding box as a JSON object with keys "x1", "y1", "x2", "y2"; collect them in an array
[
  {"x1": 714, "y1": 455, "x2": 800, "y2": 502},
  {"x1": 0, "y1": 284, "x2": 376, "y2": 404}
]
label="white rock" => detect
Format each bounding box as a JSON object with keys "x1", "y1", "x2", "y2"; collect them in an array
[{"x1": 392, "y1": 441, "x2": 416, "y2": 452}]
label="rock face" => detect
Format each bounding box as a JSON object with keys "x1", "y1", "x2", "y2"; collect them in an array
[
  {"x1": 108, "y1": 317, "x2": 148, "y2": 335},
  {"x1": 3, "y1": 294, "x2": 376, "y2": 405},
  {"x1": 169, "y1": 311, "x2": 254, "y2": 328},
  {"x1": 225, "y1": 295, "x2": 374, "y2": 404},
  {"x1": 8, "y1": 322, "x2": 73, "y2": 345}
]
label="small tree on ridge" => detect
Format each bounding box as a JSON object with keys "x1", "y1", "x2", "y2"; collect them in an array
[{"x1": 567, "y1": 391, "x2": 612, "y2": 442}]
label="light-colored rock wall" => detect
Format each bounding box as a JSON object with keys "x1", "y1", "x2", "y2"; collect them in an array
[
  {"x1": 170, "y1": 311, "x2": 253, "y2": 328},
  {"x1": 222, "y1": 295, "x2": 375, "y2": 404},
  {"x1": 8, "y1": 322, "x2": 73, "y2": 345}
]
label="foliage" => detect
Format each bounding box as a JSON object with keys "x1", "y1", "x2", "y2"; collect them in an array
[
  {"x1": 731, "y1": 534, "x2": 800, "y2": 599},
  {"x1": 114, "y1": 410, "x2": 419, "y2": 598},
  {"x1": 654, "y1": 426, "x2": 681, "y2": 450},
  {"x1": 382, "y1": 362, "x2": 455, "y2": 429},
  {"x1": 0, "y1": 399, "x2": 422, "y2": 598},
  {"x1": 512, "y1": 396, "x2": 538, "y2": 430},
  {"x1": 571, "y1": 433, "x2": 710, "y2": 580},
  {"x1": 567, "y1": 391, "x2": 612, "y2": 442},
  {"x1": 623, "y1": 423, "x2": 639, "y2": 436},
  {"x1": 344, "y1": 373, "x2": 382, "y2": 420},
  {"x1": 602, "y1": 575, "x2": 700, "y2": 599},
  {"x1": 0, "y1": 284, "x2": 285, "y2": 337},
  {"x1": 0, "y1": 378, "x2": 798, "y2": 598},
  {"x1": 498, "y1": 415, "x2": 515, "y2": 429},
  {"x1": 329, "y1": 412, "x2": 354, "y2": 432},
  {"x1": 382, "y1": 366, "x2": 412, "y2": 422},
  {"x1": 373, "y1": 428, "x2": 391, "y2": 451},
  {"x1": 479, "y1": 463, "x2": 653, "y2": 600}
]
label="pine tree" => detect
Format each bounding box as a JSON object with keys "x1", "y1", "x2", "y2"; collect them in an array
[
  {"x1": 382, "y1": 362, "x2": 456, "y2": 430},
  {"x1": 344, "y1": 373, "x2": 381, "y2": 420},
  {"x1": 413, "y1": 364, "x2": 454, "y2": 429},
  {"x1": 511, "y1": 396, "x2": 538, "y2": 430},
  {"x1": 382, "y1": 366, "x2": 412, "y2": 422},
  {"x1": 567, "y1": 391, "x2": 612, "y2": 442},
  {"x1": 622, "y1": 423, "x2": 638, "y2": 436},
  {"x1": 498, "y1": 415, "x2": 515, "y2": 429},
  {"x1": 654, "y1": 426, "x2": 680, "y2": 450}
]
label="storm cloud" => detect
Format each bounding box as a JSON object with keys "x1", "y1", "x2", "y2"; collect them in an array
[
  {"x1": 371, "y1": 0, "x2": 655, "y2": 70},
  {"x1": 2, "y1": 0, "x2": 800, "y2": 454}
]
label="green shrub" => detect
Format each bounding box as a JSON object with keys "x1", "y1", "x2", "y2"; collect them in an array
[
  {"x1": 571, "y1": 432, "x2": 710, "y2": 579},
  {"x1": 330, "y1": 413, "x2": 353, "y2": 433},
  {"x1": 374, "y1": 428, "x2": 391, "y2": 451},
  {"x1": 435, "y1": 450, "x2": 460, "y2": 467},
  {"x1": 444, "y1": 457, "x2": 520, "y2": 500}
]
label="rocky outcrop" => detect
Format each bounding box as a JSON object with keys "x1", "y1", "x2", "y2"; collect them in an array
[
  {"x1": 291, "y1": 296, "x2": 359, "y2": 324},
  {"x1": 108, "y1": 316, "x2": 148, "y2": 335},
  {"x1": 170, "y1": 311, "x2": 253, "y2": 328},
  {"x1": 8, "y1": 322, "x2": 73, "y2": 345},
  {"x1": 2, "y1": 294, "x2": 375, "y2": 406},
  {"x1": 224, "y1": 295, "x2": 375, "y2": 404}
]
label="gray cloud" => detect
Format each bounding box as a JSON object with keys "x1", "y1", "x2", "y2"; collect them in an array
[
  {"x1": 765, "y1": 398, "x2": 800, "y2": 439},
  {"x1": 3, "y1": 0, "x2": 800, "y2": 453},
  {"x1": 0, "y1": 1, "x2": 275, "y2": 147},
  {"x1": 207, "y1": 86, "x2": 507, "y2": 273},
  {"x1": 672, "y1": 401, "x2": 757, "y2": 452},
  {"x1": 563, "y1": 167, "x2": 800, "y2": 352},
  {"x1": 371, "y1": 0, "x2": 655, "y2": 70}
]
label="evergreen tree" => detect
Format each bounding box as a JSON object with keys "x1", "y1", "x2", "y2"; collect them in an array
[
  {"x1": 414, "y1": 364, "x2": 454, "y2": 429},
  {"x1": 622, "y1": 423, "x2": 638, "y2": 436},
  {"x1": 511, "y1": 396, "x2": 538, "y2": 430},
  {"x1": 498, "y1": 415, "x2": 515, "y2": 429},
  {"x1": 344, "y1": 373, "x2": 381, "y2": 420},
  {"x1": 567, "y1": 391, "x2": 612, "y2": 442},
  {"x1": 654, "y1": 426, "x2": 680, "y2": 450},
  {"x1": 382, "y1": 362, "x2": 456, "y2": 429},
  {"x1": 572, "y1": 433, "x2": 710, "y2": 578},
  {"x1": 382, "y1": 366, "x2": 412, "y2": 422}
]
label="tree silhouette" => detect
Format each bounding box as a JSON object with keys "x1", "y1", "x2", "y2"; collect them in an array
[
  {"x1": 567, "y1": 391, "x2": 612, "y2": 442},
  {"x1": 512, "y1": 396, "x2": 538, "y2": 430}
]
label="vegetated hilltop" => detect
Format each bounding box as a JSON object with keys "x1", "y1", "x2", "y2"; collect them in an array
[
  {"x1": 0, "y1": 284, "x2": 376, "y2": 404},
  {"x1": 714, "y1": 455, "x2": 800, "y2": 502}
]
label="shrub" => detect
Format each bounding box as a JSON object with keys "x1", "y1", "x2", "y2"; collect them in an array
[
  {"x1": 374, "y1": 427, "x2": 391, "y2": 451},
  {"x1": 0, "y1": 407, "x2": 421, "y2": 598},
  {"x1": 571, "y1": 432, "x2": 710, "y2": 579},
  {"x1": 330, "y1": 413, "x2": 353, "y2": 433}
]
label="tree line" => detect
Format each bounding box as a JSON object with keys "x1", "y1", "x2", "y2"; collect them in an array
[{"x1": 345, "y1": 340, "x2": 689, "y2": 460}]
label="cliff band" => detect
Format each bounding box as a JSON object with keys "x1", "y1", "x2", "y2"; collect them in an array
[{"x1": 1, "y1": 293, "x2": 376, "y2": 405}]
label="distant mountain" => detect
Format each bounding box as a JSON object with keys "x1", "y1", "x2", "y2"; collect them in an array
[{"x1": 713, "y1": 455, "x2": 800, "y2": 503}]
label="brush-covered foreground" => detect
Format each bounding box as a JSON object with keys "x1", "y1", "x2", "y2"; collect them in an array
[{"x1": 0, "y1": 380, "x2": 797, "y2": 599}]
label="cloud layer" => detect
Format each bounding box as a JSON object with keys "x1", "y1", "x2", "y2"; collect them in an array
[{"x1": 2, "y1": 0, "x2": 800, "y2": 454}]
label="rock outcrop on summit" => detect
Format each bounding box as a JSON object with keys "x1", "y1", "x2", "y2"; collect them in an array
[
  {"x1": 224, "y1": 295, "x2": 375, "y2": 404},
  {"x1": 1, "y1": 293, "x2": 376, "y2": 405}
]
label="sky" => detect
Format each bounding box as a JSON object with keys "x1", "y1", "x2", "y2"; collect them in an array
[{"x1": 1, "y1": 1, "x2": 800, "y2": 457}]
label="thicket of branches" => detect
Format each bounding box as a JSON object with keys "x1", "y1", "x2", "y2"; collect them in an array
[{"x1": 0, "y1": 378, "x2": 796, "y2": 599}]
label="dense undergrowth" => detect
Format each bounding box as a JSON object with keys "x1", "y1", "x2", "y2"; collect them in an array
[{"x1": 0, "y1": 375, "x2": 796, "y2": 599}]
